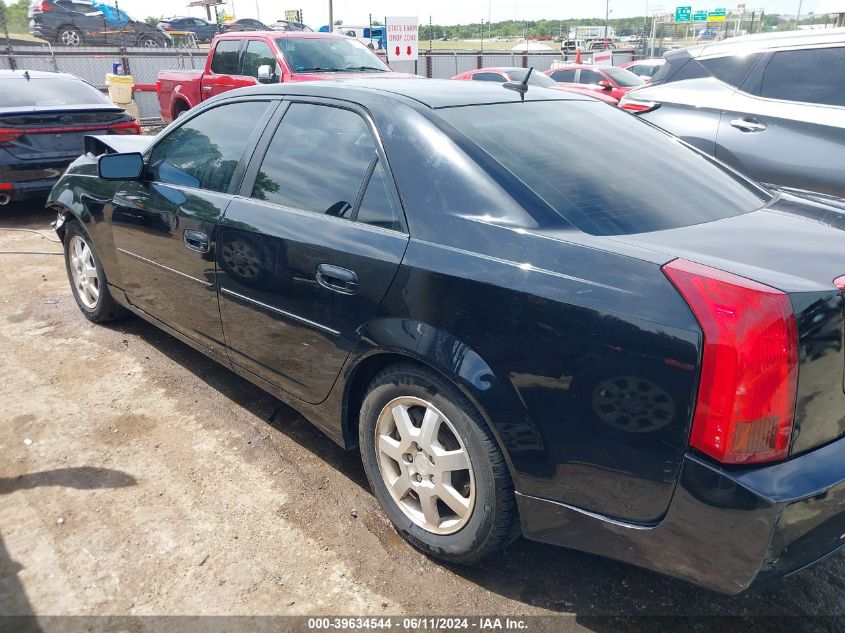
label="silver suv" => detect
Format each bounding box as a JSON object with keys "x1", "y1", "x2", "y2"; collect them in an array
[{"x1": 620, "y1": 29, "x2": 845, "y2": 197}]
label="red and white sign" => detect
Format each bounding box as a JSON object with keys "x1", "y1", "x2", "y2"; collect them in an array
[
  {"x1": 593, "y1": 51, "x2": 613, "y2": 66},
  {"x1": 386, "y1": 16, "x2": 418, "y2": 61}
]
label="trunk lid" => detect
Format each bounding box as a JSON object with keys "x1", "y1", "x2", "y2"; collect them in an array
[{"x1": 613, "y1": 190, "x2": 845, "y2": 456}]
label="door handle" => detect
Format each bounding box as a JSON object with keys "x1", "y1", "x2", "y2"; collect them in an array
[
  {"x1": 202, "y1": 85, "x2": 212, "y2": 92},
  {"x1": 183, "y1": 229, "x2": 209, "y2": 253},
  {"x1": 730, "y1": 118, "x2": 767, "y2": 133},
  {"x1": 316, "y1": 263, "x2": 358, "y2": 294}
]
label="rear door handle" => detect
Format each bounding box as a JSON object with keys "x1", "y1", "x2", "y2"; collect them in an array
[
  {"x1": 730, "y1": 117, "x2": 767, "y2": 133},
  {"x1": 316, "y1": 263, "x2": 358, "y2": 294},
  {"x1": 184, "y1": 229, "x2": 209, "y2": 253}
]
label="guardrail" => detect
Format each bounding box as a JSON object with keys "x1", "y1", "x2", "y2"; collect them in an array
[{"x1": 0, "y1": 44, "x2": 637, "y2": 122}]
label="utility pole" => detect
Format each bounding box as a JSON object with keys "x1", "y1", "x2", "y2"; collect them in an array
[
  {"x1": 328, "y1": 0, "x2": 333, "y2": 30},
  {"x1": 796, "y1": 0, "x2": 803, "y2": 29},
  {"x1": 605, "y1": 0, "x2": 610, "y2": 40}
]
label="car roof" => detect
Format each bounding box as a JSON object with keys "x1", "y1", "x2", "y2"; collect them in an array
[
  {"x1": 690, "y1": 26, "x2": 845, "y2": 58},
  {"x1": 0, "y1": 70, "x2": 79, "y2": 80},
  {"x1": 216, "y1": 30, "x2": 336, "y2": 40},
  {"x1": 223, "y1": 78, "x2": 591, "y2": 109}
]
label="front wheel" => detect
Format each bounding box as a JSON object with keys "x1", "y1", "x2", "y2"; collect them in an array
[
  {"x1": 139, "y1": 35, "x2": 160, "y2": 48},
  {"x1": 63, "y1": 222, "x2": 126, "y2": 323},
  {"x1": 359, "y1": 363, "x2": 518, "y2": 564}
]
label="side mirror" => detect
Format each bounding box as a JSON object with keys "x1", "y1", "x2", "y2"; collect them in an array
[
  {"x1": 598, "y1": 80, "x2": 612, "y2": 90},
  {"x1": 257, "y1": 64, "x2": 274, "y2": 84},
  {"x1": 98, "y1": 152, "x2": 144, "y2": 181}
]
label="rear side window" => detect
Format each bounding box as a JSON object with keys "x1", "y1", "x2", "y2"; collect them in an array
[
  {"x1": 148, "y1": 101, "x2": 270, "y2": 193},
  {"x1": 549, "y1": 69, "x2": 576, "y2": 82},
  {"x1": 439, "y1": 101, "x2": 769, "y2": 236},
  {"x1": 356, "y1": 161, "x2": 401, "y2": 231},
  {"x1": 759, "y1": 47, "x2": 845, "y2": 106},
  {"x1": 0, "y1": 77, "x2": 109, "y2": 107},
  {"x1": 251, "y1": 103, "x2": 375, "y2": 218},
  {"x1": 472, "y1": 72, "x2": 506, "y2": 82},
  {"x1": 241, "y1": 40, "x2": 276, "y2": 78},
  {"x1": 210, "y1": 40, "x2": 240, "y2": 74},
  {"x1": 700, "y1": 53, "x2": 762, "y2": 88}
]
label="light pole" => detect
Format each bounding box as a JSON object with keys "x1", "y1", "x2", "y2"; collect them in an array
[
  {"x1": 328, "y1": 0, "x2": 333, "y2": 30},
  {"x1": 796, "y1": 0, "x2": 803, "y2": 29},
  {"x1": 605, "y1": 0, "x2": 610, "y2": 41}
]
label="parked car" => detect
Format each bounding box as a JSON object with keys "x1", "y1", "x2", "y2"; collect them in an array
[
  {"x1": 561, "y1": 38, "x2": 586, "y2": 53},
  {"x1": 270, "y1": 19, "x2": 312, "y2": 32},
  {"x1": 619, "y1": 58, "x2": 666, "y2": 81},
  {"x1": 0, "y1": 70, "x2": 138, "y2": 205},
  {"x1": 452, "y1": 67, "x2": 619, "y2": 104},
  {"x1": 157, "y1": 16, "x2": 220, "y2": 42},
  {"x1": 697, "y1": 28, "x2": 725, "y2": 41},
  {"x1": 28, "y1": 0, "x2": 171, "y2": 47},
  {"x1": 156, "y1": 32, "x2": 406, "y2": 122},
  {"x1": 221, "y1": 18, "x2": 269, "y2": 32},
  {"x1": 49, "y1": 77, "x2": 845, "y2": 595},
  {"x1": 619, "y1": 28, "x2": 845, "y2": 197},
  {"x1": 545, "y1": 64, "x2": 645, "y2": 101}
]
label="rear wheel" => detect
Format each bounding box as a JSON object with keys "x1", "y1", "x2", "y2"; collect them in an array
[
  {"x1": 139, "y1": 35, "x2": 159, "y2": 48},
  {"x1": 359, "y1": 363, "x2": 518, "y2": 563},
  {"x1": 58, "y1": 26, "x2": 82, "y2": 47},
  {"x1": 63, "y1": 222, "x2": 126, "y2": 323}
]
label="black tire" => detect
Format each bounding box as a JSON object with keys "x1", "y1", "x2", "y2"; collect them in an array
[
  {"x1": 139, "y1": 35, "x2": 159, "y2": 48},
  {"x1": 359, "y1": 363, "x2": 518, "y2": 564},
  {"x1": 63, "y1": 221, "x2": 126, "y2": 323},
  {"x1": 57, "y1": 26, "x2": 83, "y2": 47}
]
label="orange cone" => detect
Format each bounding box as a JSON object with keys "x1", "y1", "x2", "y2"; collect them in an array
[{"x1": 575, "y1": 48, "x2": 582, "y2": 64}]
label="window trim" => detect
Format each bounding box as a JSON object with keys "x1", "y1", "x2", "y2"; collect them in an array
[
  {"x1": 143, "y1": 97, "x2": 280, "y2": 196},
  {"x1": 238, "y1": 96, "x2": 409, "y2": 234}
]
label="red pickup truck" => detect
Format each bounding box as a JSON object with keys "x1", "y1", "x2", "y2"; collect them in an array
[{"x1": 156, "y1": 31, "x2": 404, "y2": 123}]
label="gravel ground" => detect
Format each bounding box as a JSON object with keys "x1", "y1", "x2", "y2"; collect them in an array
[{"x1": 1, "y1": 201, "x2": 844, "y2": 632}]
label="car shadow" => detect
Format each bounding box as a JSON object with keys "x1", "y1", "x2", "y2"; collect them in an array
[
  {"x1": 104, "y1": 315, "x2": 845, "y2": 629},
  {"x1": 0, "y1": 466, "x2": 136, "y2": 631}
]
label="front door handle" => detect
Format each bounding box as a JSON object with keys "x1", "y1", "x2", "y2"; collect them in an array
[
  {"x1": 184, "y1": 229, "x2": 209, "y2": 253},
  {"x1": 730, "y1": 117, "x2": 767, "y2": 133},
  {"x1": 316, "y1": 263, "x2": 358, "y2": 294}
]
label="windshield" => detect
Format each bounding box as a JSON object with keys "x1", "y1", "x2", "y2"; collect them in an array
[
  {"x1": 438, "y1": 101, "x2": 770, "y2": 236},
  {"x1": 506, "y1": 69, "x2": 558, "y2": 88},
  {"x1": 275, "y1": 37, "x2": 390, "y2": 72},
  {"x1": 603, "y1": 67, "x2": 645, "y2": 87},
  {"x1": 0, "y1": 77, "x2": 110, "y2": 107}
]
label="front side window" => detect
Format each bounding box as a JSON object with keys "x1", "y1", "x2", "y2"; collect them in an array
[
  {"x1": 507, "y1": 68, "x2": 559, "y2": 87},
  {"x1": 579, "y1": 70, "x2": 604, "y2": 85},
  {"x1": 251, "y1": 103, "x2": 375, "y2": 217},
  {"x1": 210, "y1": 40, "x2": 240, "y2": 74},
  {"x1": 759, "y1": 47, "x2": 845, "y2": 106},
  {"x1": 241, "y1": 40, "x2": 276, "y2": 78},
  {"x1": 148, "y1": 101, "x2": 270, "y2": 193},
  {"x1": 275, "y1": 36, "x2": 390, "y2": 72},
  {"x1": 439, "y1": 100, "x2": 770, "y2": 236}
]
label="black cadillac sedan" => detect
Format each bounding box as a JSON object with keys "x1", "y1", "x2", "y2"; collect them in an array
[{"x1": 48, "y1": 78, "x2": 845, "y2": 594}]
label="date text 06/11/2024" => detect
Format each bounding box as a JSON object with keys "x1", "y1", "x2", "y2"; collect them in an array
[{"x1": 306, "y1": 617, "x2": 529, "y2": 630}]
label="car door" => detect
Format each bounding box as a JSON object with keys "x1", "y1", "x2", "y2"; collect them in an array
[
  {"x1": 217, "y1": 100, "x2": 409, "y2": 404},
  {"x1": 201, "y1": 39, "x2": 246, "y2": 99},
  {"x1": 110, "y1": 98, "x2": 277, "y2": 360},
  {"x1": 58, "y1": 0, "x2": 104, "y2": 44},
  {"x1": 715, "y1": 45, "x2": 845, "y2": 197}
]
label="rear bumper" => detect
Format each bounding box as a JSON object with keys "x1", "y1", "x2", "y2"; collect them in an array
[
  {"x1": 517, "y1": 437, "x2": 845, "y2": 594},
  {"x1": 0, "y1": 157, "x2": 70, "y2": 202},
  {"x1": 1, "y1": 178, "x2": 58, "y2": 202}
]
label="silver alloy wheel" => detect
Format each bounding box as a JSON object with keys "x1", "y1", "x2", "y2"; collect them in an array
[
  {"x1": 60, "y1": 29, "x2": 81, "y2": 46},
  {"x1": 68, "y1": 235, "x2": 99, "y2": 309},
  {"x1": 375, "y1": 396, "x2": 475, "y2": 535},
  {"x1": 141, "y1": 37, "x2": 159, "y2": 48}
]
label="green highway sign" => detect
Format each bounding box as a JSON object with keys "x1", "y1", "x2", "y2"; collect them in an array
[
  {"x1": 675, "y1": 6, "x2": 692, "y2": 21},
  {"x1": 708, "y1": 7, "x2": 727, "y2": 20},
  {"x1": 693, "y1": 10, "x2": 708, "y2": 20}
]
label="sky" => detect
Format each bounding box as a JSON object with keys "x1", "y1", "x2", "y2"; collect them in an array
[{"x1": 104, "y1": 0, "x2": 826, "y2": 27}]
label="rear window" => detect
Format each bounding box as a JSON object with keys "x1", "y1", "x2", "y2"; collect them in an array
[
  {"x1": 438, "y1": 101, "x2": 770, "y2": 236},
  {"x1": 211, "y1": 40, "x2": 241, "y2": 74},
  {"x1": 0, "y1": 77, "x2": 110, "y2": 107}
]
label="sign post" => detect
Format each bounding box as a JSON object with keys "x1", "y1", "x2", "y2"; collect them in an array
[
  {"x1": 386, "y1": 16, "x2": 419, "y2": 61},
  {"x1": 674, "y1": 6, "x2": 692, "y2": 21}
]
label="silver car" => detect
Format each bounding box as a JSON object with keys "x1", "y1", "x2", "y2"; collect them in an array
[{"x1": 620, "y1": 29, "x2": 845, "y2": 197}]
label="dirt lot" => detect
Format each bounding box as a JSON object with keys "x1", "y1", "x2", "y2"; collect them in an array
[{"x1": 1, "y1": 202, "x2": 845, "y2": 631}]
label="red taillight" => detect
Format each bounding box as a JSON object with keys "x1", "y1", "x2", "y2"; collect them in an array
[
  {"x1": 833, "y1": 275, "x2": 845, "y2": 291},
  {"x1": 664, "y1": 259, "x2": 798, "y2": 465},
  {"x1": 0, "y1": 129, "x2": 23, "y2": 143},
  {"x1": 619, "y1": 96, "x2": 660, "y2": 113},
  {"x1": 39, "y1": 0, "x2": 53, "y2": 10},
  {"x1": 0, "y1": 183, "x2": 13, "y2": 190},
  {"x1": 109, "y1": 119, "x2": 141, "y2": 135}
]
